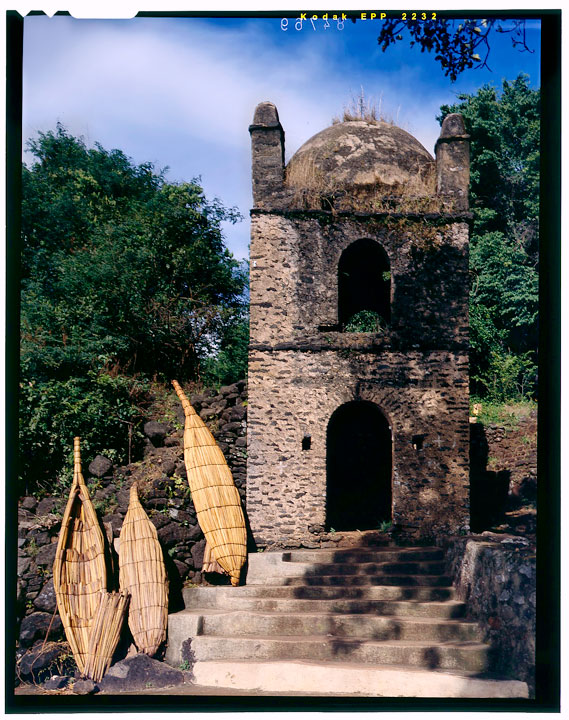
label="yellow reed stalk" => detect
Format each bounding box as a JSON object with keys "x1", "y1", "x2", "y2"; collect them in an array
[
  {"x1": 52, "y1": 437, "x2": 108, "y2": 676},
  {"x1": 83, "y1": 590, "x2": 129, "y2": 682},
  {"x1": 202, "y1": 540, "x2": 225, "y2": 574},
  {"x1": 172, "y1": 380, "x2": 247, "y2": 586},
  {"x1": 118, "y1": 483, "x2": 168, "y2": 656}
]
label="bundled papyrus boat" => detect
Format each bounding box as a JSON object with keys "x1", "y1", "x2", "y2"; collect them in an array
[
  {"x1": 172, "y1": 380, "x2": 247, "y2": 586},
  {"x1": 118, "y1": 483, "x2": 168, "y2": 656},
  {"x1": 83, "y1": 590, "x2": 129, "y2": 682},
  {"x1": 52, "y1": 437, "x2": 108, "y2": 675}
]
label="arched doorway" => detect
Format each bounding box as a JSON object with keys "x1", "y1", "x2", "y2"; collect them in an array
[
  {"x1": 326, "y1": 401, "x2": 392, "y2": 531},
  {"x1": 338, "y1": 238, "x2": 391, "y2": 330}
]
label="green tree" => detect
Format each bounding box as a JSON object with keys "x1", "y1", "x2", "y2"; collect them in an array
[
  {"x1": 20, "y1": 125, "x2": 248, "y2": 490},
  {"x1": 439, "y1": 75, "x2": 539, "y2": 400}
]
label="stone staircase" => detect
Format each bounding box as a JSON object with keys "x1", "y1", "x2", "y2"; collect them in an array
[{"x1": 165, "y1": 546, "x2": 528, "y2": 697}]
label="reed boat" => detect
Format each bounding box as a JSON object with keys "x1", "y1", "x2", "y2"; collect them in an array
[
  {"x1": 118, "y1": 483, "x2": 168, "y2": 656},
  {"x1": 83, "y1": 589, "x2": 129, "y2": 682},
  {"x1": 52, "y1": 437, "x2": 107, "y2": 675},
  {"x1": 172, "y1": 380, "x2": 247, "y2": 586}
]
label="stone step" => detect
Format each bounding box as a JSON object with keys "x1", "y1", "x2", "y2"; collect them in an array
[
  {"x1": 183, "y1": 635, "x2": 491, "y2": 673},
  {"x1": 182, "y1": 584, "x2": 455, "y2": 603},
  {"x1": 181, "y1": 592, "x2": 466, "y2": 618},
  {"x1": 284, "y1": 547, "x2": 444, "y2": 564},
  {"x1": 172, "y1": 608, "x2": 483, "y2": 642},
  {"x1": 273, "y1": 574, "x2": 453, "y2": 587},
  {"x1": 190, "y1": 659, "x2": 529, "y2": 698},
  {"x1": 281, "y1": 560, "x2": 447, "y2": 576},
  {"x1": 246, "y1": 552, "x2": 451, "y2": 585},
  {"x1": 165, "y1": 545, "x2": 520, "y2": 697}
]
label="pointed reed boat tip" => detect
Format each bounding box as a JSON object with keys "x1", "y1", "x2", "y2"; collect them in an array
[
  {"x1": 171, "y1": 379, "x2": 194, "y2": 416},
  {"x1": 73, "y1": 436, "x2": 86, "y2": 487}
]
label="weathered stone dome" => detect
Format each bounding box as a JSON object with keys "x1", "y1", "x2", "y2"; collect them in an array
[{"x1": 286, "y1": 120, "x2": 435, "y2": 194}]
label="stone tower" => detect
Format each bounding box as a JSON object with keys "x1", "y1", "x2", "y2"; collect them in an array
[{"x1": 247, "y1": 102, "x2": 470, "y2": 546}]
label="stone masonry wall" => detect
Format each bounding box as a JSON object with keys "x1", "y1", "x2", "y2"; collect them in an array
[
  {"x1": 248, "y1": 210, "x2": 470, "y2": 546},
  {"x1": 249, "y1": 213, "x2": 469, "y2": 350},
  {"x1": 470, "y1": 411, "x2": 537, "y2": 533},
  {"x1": 440, "y1": 534, "x2": 536, "y2": 696},
  {"x1": 247, "y1": 350, "x2": 469, "y2": 545}
]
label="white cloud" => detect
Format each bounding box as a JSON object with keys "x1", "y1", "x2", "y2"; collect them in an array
[
  {"x1": 23, "y1": 16, "x2": 448, "y2": 158},
  {"x1": 23, "y1": 14, "x2": 530, "y2": 259}
]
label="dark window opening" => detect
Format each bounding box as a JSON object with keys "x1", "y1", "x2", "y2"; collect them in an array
[
  {"x1": 326, "y1": 401, "x2": 392, "y2": 531},
  {"x1": 338, "y1": 238, "x2": 391, "y2": 331},
  {"x1": 412, "y1": 434, "x2": 426, "y2": 451},
  {"x1": 302, "y1": 435, "x2": 312, "y2": 451}
]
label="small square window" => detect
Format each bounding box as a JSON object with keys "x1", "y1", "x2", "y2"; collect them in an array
[{"x1": 412, "y1": 434, "x2": 426, "y2": 451}]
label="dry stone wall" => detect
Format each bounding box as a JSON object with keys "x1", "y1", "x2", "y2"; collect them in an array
[
  {"x1": 474, "y1": 414, "x2": 537, "y2": 500},
  {"x1": 470, "y1": 412, "x2": 537, "y2": 532},
  {"x1": 15, "y1": 380, "x2": 247, "y2": 682},
  {"x1": 440, "y1": 534, "x2": 536, "y2": 696}
]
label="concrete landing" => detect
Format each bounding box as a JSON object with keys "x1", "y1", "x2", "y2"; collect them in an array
[{"x1": 191, "y1": 659, "x2": 529, "y2": 698}]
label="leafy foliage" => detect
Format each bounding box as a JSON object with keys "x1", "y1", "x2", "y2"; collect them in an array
[
  {"x1": 22, "y1": 125, "x2": 246, "y2": 381},
  {"x1": 344, "y1": 310, "x2": 386, "y2": 333},
  {"x1": 19, "y1": 368, "x2": 149, "y2": 495},
  {"x1": 20, "y1": 125, "x2": 247, "y2": 491},
  {"x1": 439, "y1": 75, "x2": 539, "y2": 401},
  {"x1": 377, "y1": 18, "x2": 534, "y2": 82},
  {"x1": 201, "y1": 308, "x2": 249, "y2": 388}
]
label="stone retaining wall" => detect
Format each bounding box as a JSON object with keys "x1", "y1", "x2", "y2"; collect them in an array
[
  {"x1": 473, "y1": 414, "x2": 537, "y2": 500},
  {"x1": 470, "y1": 412, "x2": 537, "y2": 532},
  {"x1": 15, "y1": 380, "x2": 247, "y2": 682},
  {"x1": 440, "y1": 534, "x2": 536, "y2": 696}
]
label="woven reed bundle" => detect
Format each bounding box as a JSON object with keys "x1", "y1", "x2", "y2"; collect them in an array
[
  {"x1": 52, "y1": 437, "x2": 108, "y2": 675},
  {"x1": 202, "y1": 540, "x2": 224, "y2": 574},
  {"x1": 83, "y1": 590, "x2": 129, "y2": 682},
  {"x1": 118, "y1": 483, "x2": 168, "y2": 656},
  {"x1": 172, "y1": 380, "x2": 247, "y2": 586}
]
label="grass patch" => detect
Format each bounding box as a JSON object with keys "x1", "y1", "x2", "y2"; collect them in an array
[
  {"x1": 470, "y1": 398, "x2": 537, "y2": 429},
  {"x1": 285, "y1": 149, "x2": 443, "y2": 214},
  {"x1": 146, "y1": 380, "x2": 203, "y2": 431},
  {"x1": 331, "y1": 89, "x2": 397, "y2": 126}
]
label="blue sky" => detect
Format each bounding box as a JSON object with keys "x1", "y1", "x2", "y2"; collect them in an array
[{"x1": 22, "y1": 15, "x2": 541, "y2": 260}]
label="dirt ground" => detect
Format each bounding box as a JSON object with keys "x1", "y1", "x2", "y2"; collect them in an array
[{"x1": 13, "y1": 681, "x2": 363, "y2": 698}]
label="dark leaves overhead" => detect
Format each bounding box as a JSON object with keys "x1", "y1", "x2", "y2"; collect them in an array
[{"x1": 378, "y1": 19, "x2": 533, "y2": 82}]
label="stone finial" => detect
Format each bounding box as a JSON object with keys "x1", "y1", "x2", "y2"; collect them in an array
[
  {"x1": 252, "y1": 101, "x2": 280, "y2": 127},
  {"x1": 249, "y1": 101, "x2": 285, "y2": 208},
  {"x1": 439, "y1": 113, "x2": 467, "y2": 138},
  {"x1": 435, "y1": 113, "x2": 470, "y2": 210}
]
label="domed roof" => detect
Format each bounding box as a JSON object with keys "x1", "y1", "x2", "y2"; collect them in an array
[{"x1": 286, "y1": 120, "x2": 434, "y2": 193}]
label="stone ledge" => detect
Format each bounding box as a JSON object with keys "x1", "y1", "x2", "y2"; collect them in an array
[{"x1": 250, "y1": 207, "x2": 474, "y2": 222}]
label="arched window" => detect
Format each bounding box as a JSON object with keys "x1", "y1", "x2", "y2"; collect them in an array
[{"x1": 338, "y1": 238, "x2": 390, "y2": 331}]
